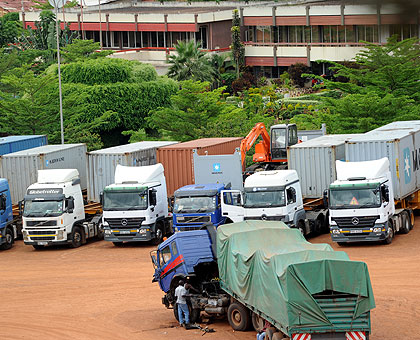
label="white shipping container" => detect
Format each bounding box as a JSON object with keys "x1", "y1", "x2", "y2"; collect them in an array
[
  {"x1": 346, "y1": 128, "x2": 420, "y2": 200},
  {"x1": 0, "y1": 144, "x2": 88, "y2": 204},
  {"x1": 288, "y1": 134, "x2": 362, "y2": 198},
  {"x1": 87, "y1": 141, "x2": 178, "y2": 202}
]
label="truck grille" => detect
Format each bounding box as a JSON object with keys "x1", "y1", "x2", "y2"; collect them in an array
[
  {"x1": 313, "y1": 291, "x2": 370, "y2": 331},
  {"x1": 30, "y1": 236, "x2": 55, "y2": 241},
  {"x1": 176, "y1": 215, "x2": 211, "y2": 224},
  {"x1": 26, "y1": 220, "x2": 57, "y2": 227},
  {"x1": 244, "y1": 216, "x2": 284, "y2": 221},
  {"x1": 332, "y1": 216, "x2": 379, "y2": 228},
  {"x1": 28, "y1": 230, "x2": 55, "y2": 235},
  {"x1": 105, "y1": 217, "x2": 145, "y2": 229}
]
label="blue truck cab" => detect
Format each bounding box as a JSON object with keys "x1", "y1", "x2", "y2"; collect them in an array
[
  {"x1": 172, "y1": 183, "x2": 229, "y2": 231},
  {"x1": 0, "y1": 178, "x2": 15, "y2": 250},
  {"x1": 150, "y1": 228, "x2": 218, "y2": 312}
]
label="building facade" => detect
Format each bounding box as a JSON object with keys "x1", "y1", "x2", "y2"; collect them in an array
[{"x1": 21, "y1": 1, "x2": 420, "y2": 76}]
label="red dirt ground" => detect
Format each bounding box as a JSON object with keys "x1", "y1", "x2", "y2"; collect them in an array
[{"x1": 2, "y1": 220, "x2": 419, "y2": 339}]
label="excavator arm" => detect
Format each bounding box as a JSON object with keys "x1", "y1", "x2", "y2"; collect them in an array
[{"x1": 240, "y1": 123, "x2": 271, "y2": 169}]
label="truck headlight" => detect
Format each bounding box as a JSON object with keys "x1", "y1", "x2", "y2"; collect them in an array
[
  {"x1": 23, "y1": 230, "x2": 28, "y2": 241},
  {"x1": 373, "y1": 227, "x2": 381, "y2": 233},
  {"x1": 105, "y1": 229, "x2": 112, "y2": 235},
  {"x1": 139, "y1": 229, "x2": 147, "y2": 234},
  {"x1": 58, "y1": 230, "x2": 64, "y2": 240},
  {"x1": 332, "y1": 229, "x2": 341, "y2": 234}
]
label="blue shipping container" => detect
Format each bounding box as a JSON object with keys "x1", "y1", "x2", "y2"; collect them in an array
[{"x1": 0, "y1": 135, "x2": 48, "y2": 156}]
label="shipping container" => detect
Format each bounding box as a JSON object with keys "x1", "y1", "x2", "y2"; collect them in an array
[
  {"x1": 346, "y1": 129, "x2": 420, "y2": 200},
  {"x1": 0, "y1": 135, "x2": 47, "y2": 156},
  {"x1": 87, "y1": 141, "x2": 178, "y2": 202},
  {"x1": 288, "y1": 134, "x2": 362, "y2": 198},
  {"x1": 157, "y1": 138, "x2": 243, "y2": 196},
  {"x1": 0, "y1": 144, "x2": 87, "y2": 204}
]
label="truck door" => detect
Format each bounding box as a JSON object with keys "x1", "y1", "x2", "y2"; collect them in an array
[
  {"x1": 158, "y1": 241, "x2": 184, "y2": 293},
  {"x1": 221, "y1": 190, "x2": 244, "y2": 223}
]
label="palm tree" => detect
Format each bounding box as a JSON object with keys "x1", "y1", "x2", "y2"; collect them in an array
[
  {"x1": 208, "y1": 53, "x2": 235, "y2": 88},
  {"x1": 167, "y1": 40, "x2": 213, "y2": 82}
]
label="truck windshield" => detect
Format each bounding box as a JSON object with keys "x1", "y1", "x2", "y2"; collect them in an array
[
  {"x1": 244, "y1": 190, "x2": 286, "y2": 208},
  {"x1": 329, "y1": 188, "x2": 381, "y2": 209},
  {"x1": 23, "y1": 200, "x2": 64, "y2": 217},
  {"x1": 174, "y1": 196, "x2": 216, "y2": 213},
  {"x1": 103, "y1": 191, "x2": 148, "y2": 211}
]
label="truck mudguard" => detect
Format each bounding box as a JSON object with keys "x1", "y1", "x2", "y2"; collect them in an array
[{"x1": 217, "y1": 221, "x2": 375, "y2": 336}]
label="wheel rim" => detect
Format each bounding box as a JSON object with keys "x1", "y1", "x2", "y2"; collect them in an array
[
  {"x1": 231, "y1": 310, "x2": 242, "y2": 326},
  {"x1": 74, "y1": 232, "x2": 81, "y2": 243},
  {"x1": 156, "y1": 228, "x2": 162, "y2": 241},
  {"x1": 5, "y1": 232, "x2": 12, "y2": 244},
  {"x1": 388, "y1": 227, "x2": 393, "y2": 238}
]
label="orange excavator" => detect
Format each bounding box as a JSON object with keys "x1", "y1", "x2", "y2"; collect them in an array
[{"x1": 240, "y1": 122, "x2": 299, "y2": 172}]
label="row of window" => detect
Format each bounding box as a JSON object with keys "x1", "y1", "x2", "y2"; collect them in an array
[
  {"x1": 82, "y1": 27, "x2": 208, "y2": 49},
  {"x1": 245, "y1": 24, "x2": 419, "y2": 44}
]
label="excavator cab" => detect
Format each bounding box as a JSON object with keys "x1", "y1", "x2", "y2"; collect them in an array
[{"x1": 270, "y1": 124, "x2": 298, "y2": 160}]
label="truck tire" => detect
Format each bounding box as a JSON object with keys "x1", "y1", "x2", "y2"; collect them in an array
[
  {"x1": 0, "y1": 227, "x2": 14, "y2": 250},
  {"x1": 227, "y1": 302, "x2": 251, "y2": 331},
  {"x1": 152, "y1": 224, "x2": 163, "y2": 245},
  {"x1": 297, "y1": 220, "x2": 305, "y2": 236},
  {"x1": 315, "y1": 215, "x2": 324, "y2": 234},
  {"x1": 400, "y1": 212, "x2": 410, "y2": 234},
  {"x1": 383, "y1": 220, "x2": 394, "y2": 245},
  {"x1": 96, "y1": 223, "x2": 105, "y2": 240},
  {"x1": 70, "y1": 227, "x2": 83, "y2": 248},
  {"x1": 251, "y1": 312, "x2": 264, "y2": 332}
]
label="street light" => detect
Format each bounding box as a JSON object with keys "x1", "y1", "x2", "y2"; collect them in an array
[{"x1": 48, "y1": 0, "x2": 67, "y2": 144}]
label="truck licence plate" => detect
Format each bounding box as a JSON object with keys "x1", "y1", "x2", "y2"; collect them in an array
[
  {"x1": 119, "y1": 230, "x2": 131, "y2": 234},
  {"x1": 37, "y1": 241, "x2": 48, "y2": 245},
  {"x1": 350, "y1": 230, "x2": 362, "y2": 233}
]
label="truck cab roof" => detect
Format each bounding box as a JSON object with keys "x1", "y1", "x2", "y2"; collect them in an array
[
  {"x1": 174, "y1": 183, "x2": 226, "y2": 197},
  {"x1": 244, "y1": 170, "x2": 298, "y2": 188}
]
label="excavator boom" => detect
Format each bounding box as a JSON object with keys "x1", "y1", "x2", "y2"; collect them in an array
[{"x1": 240, "y1": 123, "x2": 271, "y2": 168}]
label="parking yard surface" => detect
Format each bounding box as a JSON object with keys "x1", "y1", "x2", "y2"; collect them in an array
[{"x1": 2, "y1": 220, "x2": 420, "y2": 340}]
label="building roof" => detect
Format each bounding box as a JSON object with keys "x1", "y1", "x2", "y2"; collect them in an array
[{"x1": 0, "y1": 0, "x2": 44, "y2": 13}]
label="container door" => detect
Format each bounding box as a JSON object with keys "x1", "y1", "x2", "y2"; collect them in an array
[{"x1": 221, "y1": 190, "x2": 244, "y2": 223}]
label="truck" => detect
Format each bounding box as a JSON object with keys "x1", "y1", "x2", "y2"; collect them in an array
[
  {"x1": 0, "y1": 178, "x2": 17, "y2": 250},
  {"x1": 151, "y1": 221, "x2": 375, "y2": 340},
  {"x1": 326, "y1": 122, "x2": 420, "y2": 244},
  {"x1": 172, "y1": 183, "x2": 230, "y2": 232},
  {"x1": 221, "y1": 170, "x2": 328, "y2": 236},
  {"x1": 21, "y1": 169, "x2": 103, "y2": 250},
  {"x1": 102, "y1": 164, "x2": 172, "y2": 246}
]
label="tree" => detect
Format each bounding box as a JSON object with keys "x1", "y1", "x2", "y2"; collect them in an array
[
  {"x1": 147, "y1": 80, "x2": 237, "y2": 141},
  {"x1": 167, "y1": 40, "x2": 213, "y2": 82},
  {"x1": 61, "y1": 39, "x2": 112, "y2": 63},
  {"x1": 208, "y1": 52, "x2": 234, "y2": 88},
  {"x1": 0, "y1": 13, "x2": 22, "y2": 48},
  {"x1": 231, "y1": 9, "x2": 244, "y2": 78},
  {"x1": 288, "y1": 62, "x2": 310, "y2": 87}
]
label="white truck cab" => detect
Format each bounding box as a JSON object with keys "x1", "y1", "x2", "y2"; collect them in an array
[
  {"x1": 328, "y1": 158, "x2": 400, "y2": 244},
  {"x1": 221, "y1": 170, "x2": 308, "y2": 232},
  {"x1": 102, "y1": 164, "x2": 172, "y2": 245},
  {"x1": 22, "y1": 169, "x2": 102, "y2": 249}
]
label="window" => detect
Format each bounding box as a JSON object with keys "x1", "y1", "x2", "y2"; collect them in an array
[
  {"x1": 346, "y1": 25, "x2": 355, "y2": 43},
  {"x1": 286, "y1": 187, "x2": 296, "y2": 204},
  {"x1": 312, "y1": 26, "x2": 321, "y2": 43},
  {"x1": 160, "y1": 246, "x2": 172, "y2": 265},
  {"x1": 171, "y1": 242, "x2": 178, "y2": 257}
]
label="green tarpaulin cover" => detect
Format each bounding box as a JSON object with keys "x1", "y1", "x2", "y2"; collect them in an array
[{"x1": 217, "y1": 221, "x2": 375, "y2": 335}]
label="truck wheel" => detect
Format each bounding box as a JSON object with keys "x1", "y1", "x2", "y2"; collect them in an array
[
  {"x1": 400, "y1": 212, "x2": 410, "y2": 234},
  {"x1": 383, "y1": 220, "x2": 394, "y2": 245},
  {"x1": 297, "y1": 221, "x2": 305, "y2": 236},
  {"x1": 251, "y1": 312, "x2": 264, "y2": 332},
  {"x1": 96, "y1": 224, "x2": 105, "y2": 240},
  {"x1": 0, "y1": 227, "x2": 14, "y2": 250},
  {"x1": 152, "y1": 224, "x2": 163, "y2": 245},
  {"x1": 315, "y1": 215, "x2": 324, "y2": 234},
  {"x1": 227, "y1": 302, "x2": 251, "y2": 331},
  {"x1": 70, "y1": 227, "x2": 83, "y2": 248}
]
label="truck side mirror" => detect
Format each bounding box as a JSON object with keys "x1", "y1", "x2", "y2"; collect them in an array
[
  {"x1": 67, "y1": 197, "x2": 75, "y2": 213},
  {"x1": 150, "y1": 189, "x2": 157, "y2": 207},
  {"x1": 100, "y1": 192, "x2": 104, "y2": 206},
  {"x1": 323, "y1": 189, "x2": 328, "y2": 208},
  {"x1": 0, "y1": 194, "x2": 6, "y2": 211}
]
